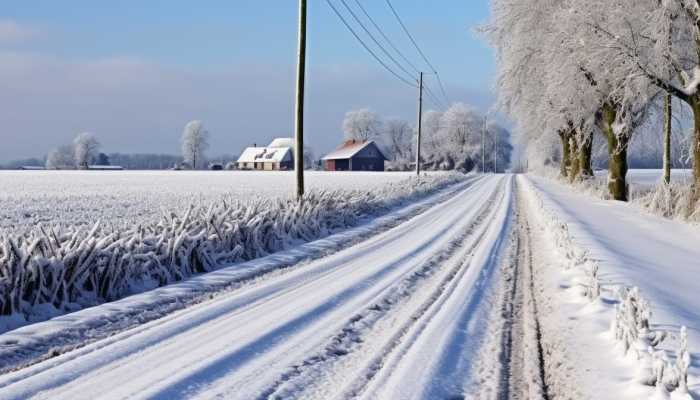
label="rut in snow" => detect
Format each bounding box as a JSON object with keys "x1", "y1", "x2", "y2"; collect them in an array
[
  {"x1": 257, "y1": 180, "x2": 506, "y2": 400},
  {"x1": 498, "y1": 189, "x2": 550, "y2": 400}
]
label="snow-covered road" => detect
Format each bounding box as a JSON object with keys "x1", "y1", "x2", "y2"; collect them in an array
[{"x1": 0, "y1": 175, "x2": 515, "y2": 400}]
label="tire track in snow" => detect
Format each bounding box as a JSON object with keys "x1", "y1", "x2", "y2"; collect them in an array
[
  {"x1": 339, "y1": 176, "x2": 514, "y2": 400},
  {"x1": 254, "y1": 177, "x2": 507, "y2": 400},
  {"x1": 499, "y1": 191, "x2": 550, "y2": 400}
]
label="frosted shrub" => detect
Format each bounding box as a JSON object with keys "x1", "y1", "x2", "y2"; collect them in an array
[
  {"x1": 582, "y1": 262, "x2": 601, "y2": 301},
  {"x1": 676, "y1": 326, "x2": 691, "y2": 395},
  {"x1": 634, "y1": 182, "x2": 700, "y2": 222},
  {"x1": 0, "y1": 173, "x2": 466, "y2": 323},
  {"x1": 611, "y1": 287, "x2": 666, "y2": 358}
]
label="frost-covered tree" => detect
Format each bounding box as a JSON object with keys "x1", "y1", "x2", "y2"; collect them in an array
[
  {"x1": 384, "y1": 118, "x2": 414, "y2": 161},
  {"x1": 342, "y1": 109, "x2": 382, "y2": 141},
  {"x1": 181, "y1": 120, "x2": 209, "y2": 170},
  {"x1": 46, "y1": 145, "x2": 75, "y2": 170},
  {"x1": 421, "y1": 110, "x2": 443, "y2": 154},
  {"x1": 483, "y1": 0, "x2": 666, "y2": 199},
  {"x1": 73, "y1": 132, "x2": 100, "y2": 169}
]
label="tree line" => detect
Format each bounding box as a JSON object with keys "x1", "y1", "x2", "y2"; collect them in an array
[
  {"x1": 341, "y1": 105, "x2": 512, "y2": 172},
  {"x1": 484, "y1": 0, "x2": 700, "y2": 202},
  {"x1": 26, "y1": 120, "x2": 233, "y2": 170}
]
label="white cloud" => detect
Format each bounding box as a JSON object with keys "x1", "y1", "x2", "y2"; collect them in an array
[{"x1": 0, "y1": 20, "x2": 39, "y2": 44}]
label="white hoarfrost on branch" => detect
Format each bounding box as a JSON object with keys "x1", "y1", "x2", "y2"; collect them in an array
[
  {"x1": 181, "y1": 120, "x2": 209, "y2": 169},
  {"x1": 342, "y1": 109, "x2": 382, "y2": 141},
  {"x1": 73, "y1": 132, "x2": 100, "y2": 169}
]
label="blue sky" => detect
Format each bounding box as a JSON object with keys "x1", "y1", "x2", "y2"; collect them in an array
[{"x1": 0, "y1": 1, "x2": 495, "y2": 162}]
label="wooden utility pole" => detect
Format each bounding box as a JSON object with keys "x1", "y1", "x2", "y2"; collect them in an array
[
  {"x1": 482, "y1": 116, "x2": 486, "y2": 173},
  {"x1": 415, "y1": 72, "x2": 423, "y2": 176},
  {"x1": 663, "y1": 93, "x2": 672, "y2": 185},
  {"x1": 491, "y1": 113, "x2": 498, "y2": 174},
  {"x1": 294, "y1": 0, "x2": 307, "y2": 199}
]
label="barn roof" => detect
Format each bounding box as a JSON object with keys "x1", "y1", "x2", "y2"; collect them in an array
[
  {"x1": 321, "y1": 140, "x2": 386, "y2": 160},
  {"x1": 237, "y1": 146, "x2": 292, "y2": 163}
]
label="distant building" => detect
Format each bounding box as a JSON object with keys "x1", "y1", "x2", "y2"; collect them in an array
[
  {"x1": 209, "y1": 163, "x2": 224, "y2": 171},
  {"x1": 237, "y1": 138, "x2": 294, "y2": 171},
  {"x1": 19, "y1": 166, "x2": 45, "y2": 170},
  {"x1": 322, "y1": 140, "x2": 387, "y2": 171}
]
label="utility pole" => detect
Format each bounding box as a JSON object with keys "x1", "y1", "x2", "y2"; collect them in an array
[
  {"x1": 294, "y1": 0, "x2": 307, "y2": 199},
  {"x1": 415, "y1": 72, "x2": 423, "y2": 176},
  {"x1": 494, "y1": 125, "x2": 498, "y2": 174},
  {"x1": 481, "y1": 115, "x2": 486, "y2": 173}
]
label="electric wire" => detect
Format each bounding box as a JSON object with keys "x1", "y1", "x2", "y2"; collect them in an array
[
  {"x1": 352, "y1": 0, "x2": 422, "y2": 75},
  {"x1": 338, "y1": 0, "x2": 417, "y2": 82},
  {"x1": 384, "y1": 0, "x2": 451, "y2": 105},
  {"x1": 325, "y1": 0, "x2": 417, "y2": 88}
]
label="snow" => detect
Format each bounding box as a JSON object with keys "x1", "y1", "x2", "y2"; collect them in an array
[
  {"x1": 0, "y1": 170, "x2": 424, "y2": 233},
  {"x1": 682, "y1": 66, "x2": 700, "y2": 96},
  {"x1": 1, "y1": 173, "x2": 698, "y2": 399},
  {"x1": 525, "y1": 175, "x2": 700, "y2": 399},
  {"x1": 594, "y1": 169, "x2": 694, "y2": 187},
  {"x1": 0, "y1": 175, "x2": 512, "y2": 399},
  {"x1": 0, "y1": 171, "x2": 466, "y2": 334}
]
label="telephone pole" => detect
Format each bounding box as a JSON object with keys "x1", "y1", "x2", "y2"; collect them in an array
[
  {"x1": 294, "y1": 0, "x2": 307, "y2": 199},
  {"x1": 494, "y1": 124, "x2": 498, "y2": 173},
  {"x1": 482, "y1": 116, "x2": 486, "y2": 173},
  {"x1": 415, "y1": 72, "x2": 423, "y2": 176}
]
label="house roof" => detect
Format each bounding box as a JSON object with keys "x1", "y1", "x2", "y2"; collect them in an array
[
  {"x1": 237, "y1": 146, "x2": 292, "y2": 163},
  {"x1": 321, "y1": 140, "x2": 386, "y2": 160},
  {"x1": 268, "y1": 137, "x2": 294, "y2": 148}
]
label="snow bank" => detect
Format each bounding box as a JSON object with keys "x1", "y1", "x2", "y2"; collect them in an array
[
  {"x1": 521, "y1": 177, "x2": 694, "y2": 399},
  {"x1": 0, "y1": 173, "x2": 467, "y2": 333}
]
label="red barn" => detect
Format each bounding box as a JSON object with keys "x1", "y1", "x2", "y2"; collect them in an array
[{"x1": 322, "y1": 139, "x2": 387, "y2": 171}]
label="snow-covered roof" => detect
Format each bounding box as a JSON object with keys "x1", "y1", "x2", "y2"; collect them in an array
[
  {"x1": 321, "y1": 140, "x2": 385, "y2": 160},
  {"x1": 237, "y1": 146, "x2": 292, "y2": 163},
  {"x1": 268, "y1": 137, "x2": 294, "y2": 148}
]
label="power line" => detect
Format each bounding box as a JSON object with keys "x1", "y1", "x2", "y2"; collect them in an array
[
  {"x1": 338, "y1": 0, "x2": 416, "y2": 82},
  {"x1": 352, "y1": 0, "x2": 422, "y2": 75},
  {"x1": 325, "y1": 0, "x2": 417, "y2": 88},
  {"x1": 423, "y1": 84, "x2": 447, "y2": 110},
  {"x1": 384, "y1": 0, "x2": 451, "y2": 105}
]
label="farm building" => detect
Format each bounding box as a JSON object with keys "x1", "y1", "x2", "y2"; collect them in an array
[
  {"x1": 322, "y1": 140, "x2": 387, "y2": 171},
  {"x1": 237, "y1": 138, "x2": 294, "y2": 171}
]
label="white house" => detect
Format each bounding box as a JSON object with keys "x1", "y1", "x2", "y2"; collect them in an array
[{"x1": 237, "y1": 138, "x2": 294, "y2": 171}]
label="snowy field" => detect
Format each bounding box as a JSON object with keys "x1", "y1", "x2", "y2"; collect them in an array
[
  {"x1": 0, "y1": 170, "x2": 421, "y2": 232},
  {"x1": 595, "y1": 168, "x2": 693, "y2": 187}
]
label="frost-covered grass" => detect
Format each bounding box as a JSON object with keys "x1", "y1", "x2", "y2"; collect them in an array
[
  {"x1": 0, "y1": 171, "x2": 421, "y2": 233},
  {"x1": 0, "y1": 171, "x2": 466, "y2": 331}
]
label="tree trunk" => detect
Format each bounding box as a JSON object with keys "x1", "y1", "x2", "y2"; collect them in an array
[
  {"x1": 692, "y1": 99, "x2": 700, "y2": 201},
  {"x1": 663, "y1": 94, "x2": 672, "y2": 185},
  {"x1": 579, "y1": 130, "x2": 594, "y2": 178},
  {"x1": 559, "y1": 130, "x2": 571, "y2": 179},
  {"x1": 569, "y1": 135, "x2": 581, "y2": 182},
  {"x1": 602, "y1": 104, "x2": 629, "y2": 201}
]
